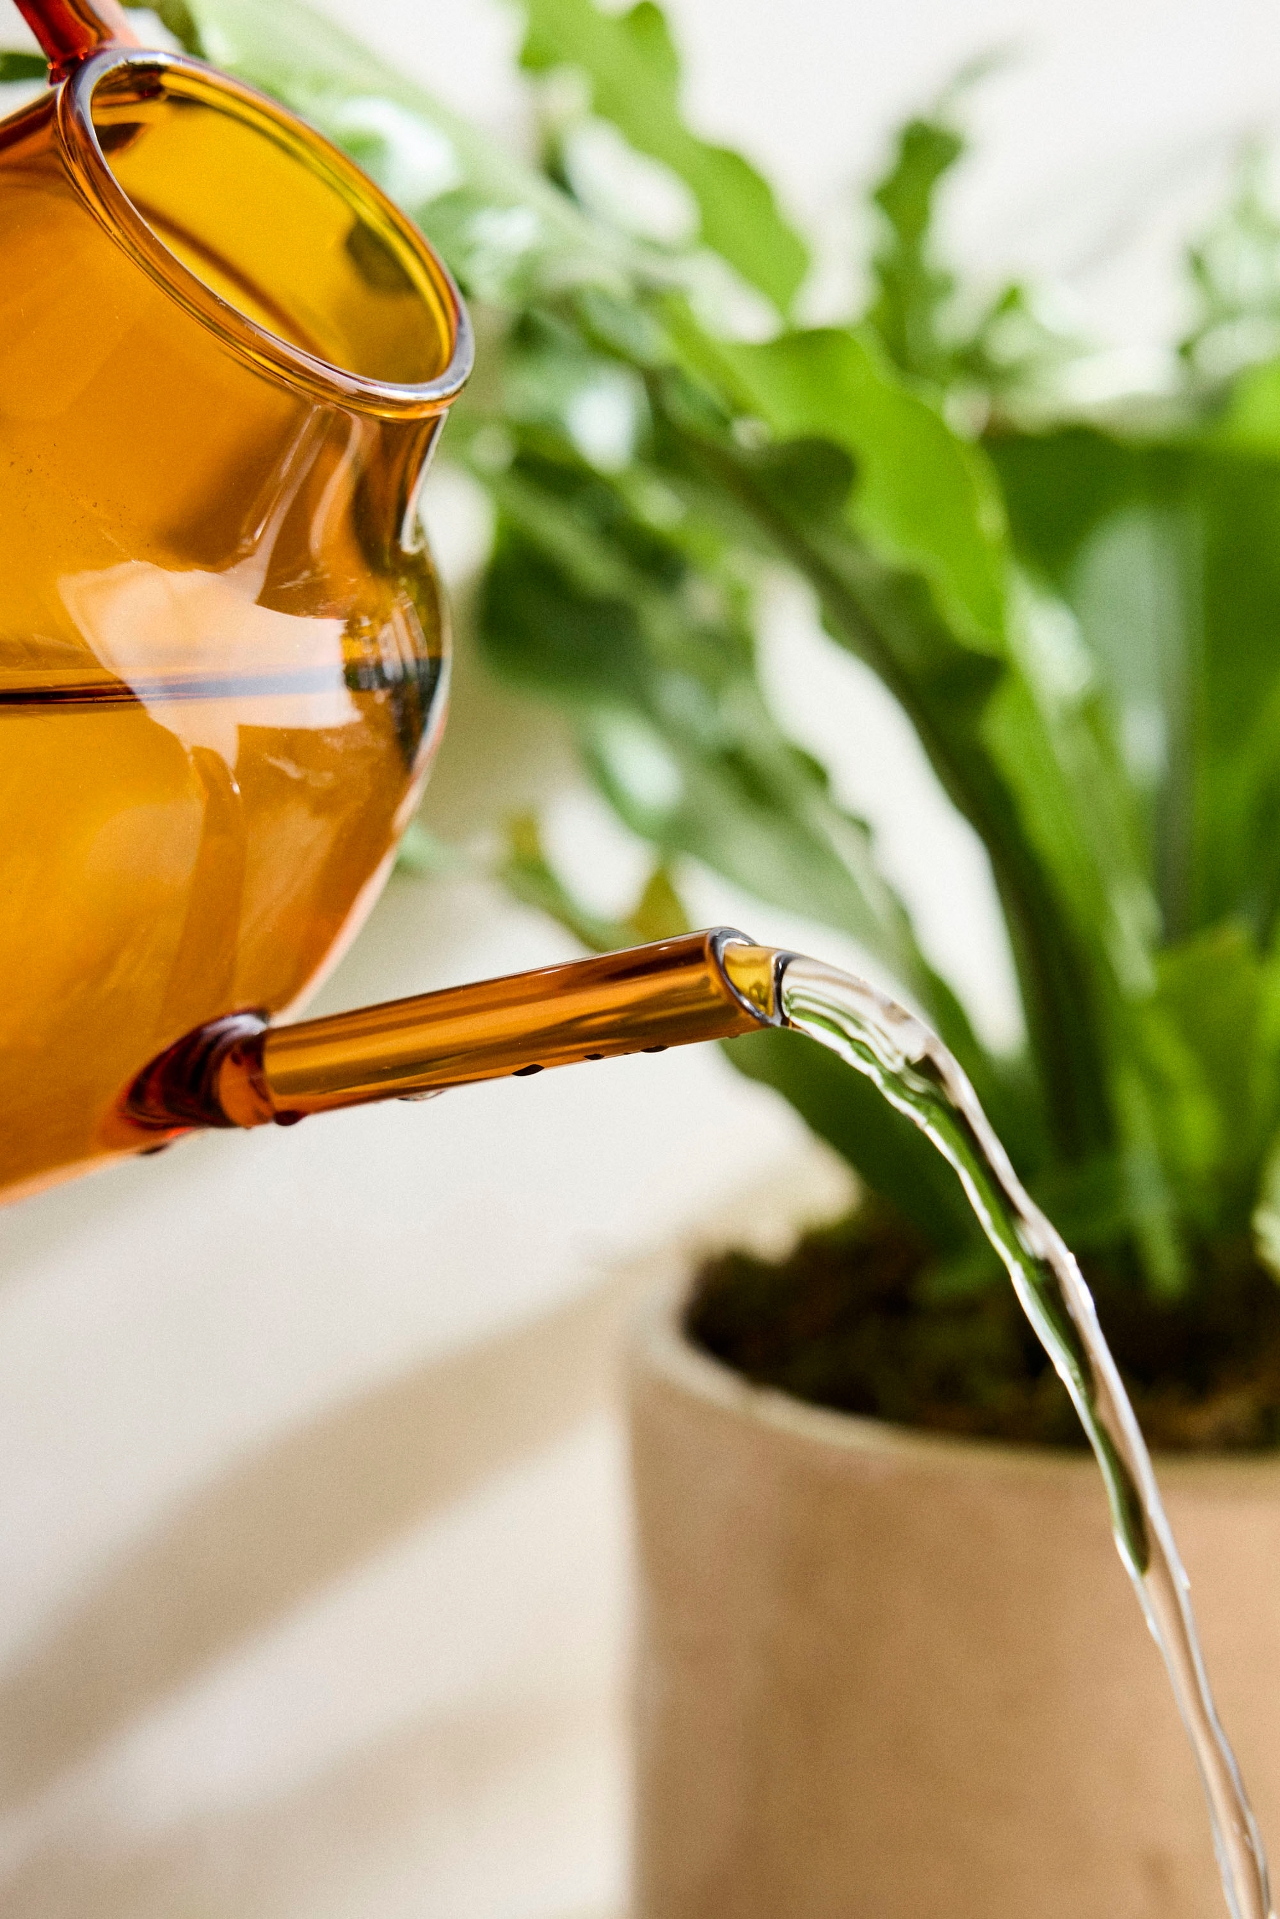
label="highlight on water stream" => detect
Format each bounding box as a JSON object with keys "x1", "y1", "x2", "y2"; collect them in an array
[{"x1": 778, "y1": 955, "x2": 1274, "y2": 1919}]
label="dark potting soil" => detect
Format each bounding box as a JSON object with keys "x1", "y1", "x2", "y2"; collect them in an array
[{"x1": 686, "y1": 1203, "x2": 1280, "y2": 1451}]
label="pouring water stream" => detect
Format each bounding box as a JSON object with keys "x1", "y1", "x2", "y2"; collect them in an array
[{"x1": 778, "y1": 953, "x2": 1273, "y2": 1919}]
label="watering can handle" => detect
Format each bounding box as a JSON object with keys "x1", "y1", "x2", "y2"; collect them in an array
[{"x1": 15, "y1": 0, "x2": 140, "y2": 80}]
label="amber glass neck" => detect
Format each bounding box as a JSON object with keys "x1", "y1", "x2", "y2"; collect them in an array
[
  {"x1": 124, "y1": 932, "x2": 788, "y2": 1136},
  {"x1": 15, "y1": 0, "x2": 138, "y2": 78}
]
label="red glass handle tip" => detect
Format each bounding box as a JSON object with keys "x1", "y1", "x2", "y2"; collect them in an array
[{"x1": 15, "y1": 0, "x2": 140, "y2": 79}]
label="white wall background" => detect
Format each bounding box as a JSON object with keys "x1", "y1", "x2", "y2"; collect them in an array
[{"x1": 5, "y1": 3, "x2": 1280, "y2": 1915}]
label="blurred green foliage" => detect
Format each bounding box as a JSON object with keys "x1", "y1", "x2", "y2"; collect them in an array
[
  {"x1": 0, "y1": 48, "x2": 46, "y2": 79},
  {"x1": 45, "y1": 0, "x2": 1280, "y2": 1301}
]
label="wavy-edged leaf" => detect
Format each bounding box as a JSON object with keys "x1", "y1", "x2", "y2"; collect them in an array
[
  {"x1": 861, "y1": 105, "x2": 1088, "y2": 405},
  {"x1": 710, "y1": 326, "x2": 1009, "y2": 646},
  {"x1": 519, "y1": 0, "x2": 807, "y2": 313},
  {"x1": 865, "y1": 115, "x2": 963, "y2": 384}
]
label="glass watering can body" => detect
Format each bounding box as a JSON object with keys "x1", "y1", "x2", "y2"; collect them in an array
[
  {"x1": 0, "y1": 0, "x2": 470, "y2": 1196},
  {"x1": 0, "y1": 0, "x2": 778, "y2": 1202}
]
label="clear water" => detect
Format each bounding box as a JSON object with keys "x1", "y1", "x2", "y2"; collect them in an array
[{"x1": 779, "y1": 954, "x2": 1273, "y2": 1919}]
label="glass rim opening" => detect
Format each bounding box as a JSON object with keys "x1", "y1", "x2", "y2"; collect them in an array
[{"x1": 56, "y1": 44, "x2": 473, "y2": 420}]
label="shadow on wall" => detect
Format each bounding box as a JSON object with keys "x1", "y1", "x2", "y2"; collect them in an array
[
  {"x1": 0, "y1": 1152, "x2": 840, "y2": 1914},
  {"x1": 1, "y1": 1693, "x2": 621, "y2": 1919},
  {"x1": 0, "y1": 1263, "x2": 664, "y2": 1919},
  {"x1": 0, "y1": 1268, "x2": 649, "y2": 1813}
]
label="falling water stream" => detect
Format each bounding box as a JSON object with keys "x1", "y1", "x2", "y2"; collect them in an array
[{"x1": 778, "y1": 954, "x2": 1273, "y2": 1919}]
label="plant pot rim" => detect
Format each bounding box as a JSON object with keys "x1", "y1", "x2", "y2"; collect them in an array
[{"x1": 631, "y1": 1292, "x2": 1280, "y2": 1494}]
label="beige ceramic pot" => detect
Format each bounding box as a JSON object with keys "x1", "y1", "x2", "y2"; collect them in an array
[{"x1": 629, "y1": 1294, "x2": 1280, "y2": 1919}]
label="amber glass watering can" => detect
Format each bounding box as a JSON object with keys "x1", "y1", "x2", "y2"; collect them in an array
[{"x1": 0, "y1": 0, "x2": 780, "y2": 1202}]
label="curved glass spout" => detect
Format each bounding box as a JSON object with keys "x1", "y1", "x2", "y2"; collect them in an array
[{"x1": 122, "y1": 932, "x2": 788, "y2": 1136}]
